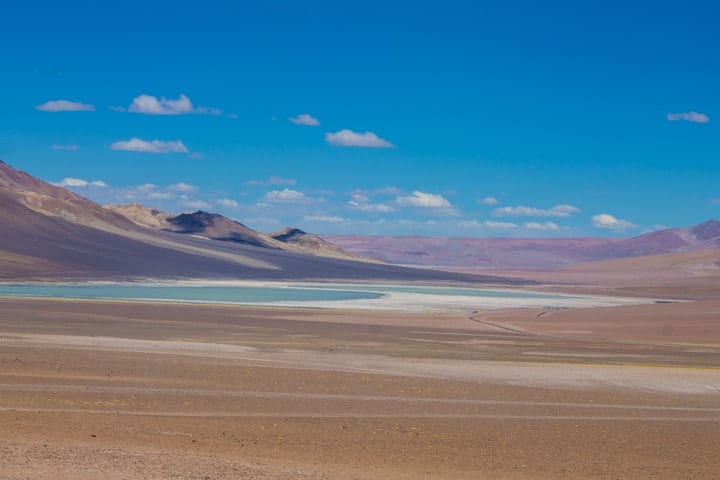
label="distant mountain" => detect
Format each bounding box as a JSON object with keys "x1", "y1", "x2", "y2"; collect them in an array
[
  {"x1": 567, "y1": 249, "x2": 720, "y2": 274},
  {"x1": 0, "y1": 160, "x2": 502, "y2": 284},
  {"x1": 325, "y1": 221, "x2": 720, "y2": 270},
  {"x1": 0, "y1": 159, "x2": 139, "y2": 233},
  {"x1": 106, "y1": 204, "x2": 282, "y2": 249},
  {"x1": 270, "y1": 227, "x2": 369, "y2": 261},
  {"x1": 596, "y1": 221, "x2": 720, "y2": 258},
  {"x1": 105, "y1": 204, "x2": 362, "y2": 260},
  {"x1": 7, "y1": 158, "x2": 713, "y2": 279}
]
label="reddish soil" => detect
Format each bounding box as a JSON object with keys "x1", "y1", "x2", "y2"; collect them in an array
[{"x1": 0, "y1": 298, "x2": 718, "y2": 479}]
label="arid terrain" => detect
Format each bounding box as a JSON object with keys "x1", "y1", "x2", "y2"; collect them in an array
[
  {"x1": 4, "y1": 1, "x2": 720, "y2": 478},
  {"x1": 1, "y1": 160, "x2": 719, "y2": 478},
  {"x1": 326, "y1": 220, "x2": 720, "y2": 269},
  {"x1": 1, "y1": 294, "x2": 718, "y2": 479}
]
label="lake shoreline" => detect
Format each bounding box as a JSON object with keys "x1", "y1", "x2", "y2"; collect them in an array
[{"x1": 0, "y1": 281, "x2": 662, "y2": 313}]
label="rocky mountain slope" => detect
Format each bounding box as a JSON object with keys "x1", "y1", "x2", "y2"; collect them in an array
[
  {"x1": 0, "y1": 160, "x2": 501, "y2": 283},
  {"x1": 104, "y1": 204, "x2": 362, "y2": 260}
]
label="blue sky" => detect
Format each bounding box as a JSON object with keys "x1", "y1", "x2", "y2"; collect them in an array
[{"x1": 1, "y1": 0, "x2": 718, "y2": 237}]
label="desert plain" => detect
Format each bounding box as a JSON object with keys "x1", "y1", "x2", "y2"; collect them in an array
[{"x1": 0, "y1": 279, "x2": 719, "y2": 480}]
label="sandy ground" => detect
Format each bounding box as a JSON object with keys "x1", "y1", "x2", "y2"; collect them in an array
[{"x1": 0, "y1": 298, "x2": 719, "y2": 479}]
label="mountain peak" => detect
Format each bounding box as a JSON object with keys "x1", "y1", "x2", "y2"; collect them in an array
[
  {"x1": 270, "y1": 227, "x2": 361, "y2": 260},
  {"x1": 0, "y1": 160, "x2": 40, "y2": 188},
  {"x1": 271, "y1": 227, "x2": 306, "y2": 240},
  {"x1": 690, "y1": 219, "x2": 720, "y2": 242}
]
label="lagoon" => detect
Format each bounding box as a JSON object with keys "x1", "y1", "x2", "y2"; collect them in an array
[{"x1": 0, "y1": 282, "x2": 652, "y2": 311}]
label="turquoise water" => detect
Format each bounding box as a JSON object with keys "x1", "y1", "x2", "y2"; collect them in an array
[
  {"x1": 0, "y1": 284, "x2": 383, "y2": 303},
  {"x1": 0, "y1": 283, "x2": 577, "y2": 304}
]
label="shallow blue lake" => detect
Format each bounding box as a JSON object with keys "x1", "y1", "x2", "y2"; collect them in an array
[
  {"x1": 0, "y1": 284, "x2": 383, "y2": 303},
  {"x1": 0, "y1": 283, "x2": 579, "y2": 305}
]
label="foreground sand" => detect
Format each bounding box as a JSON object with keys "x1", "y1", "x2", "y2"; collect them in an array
[{"x1": 0, "y1": 298, "x2": 719, "y2": 479}]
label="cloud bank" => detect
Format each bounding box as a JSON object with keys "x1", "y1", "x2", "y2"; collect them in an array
[
  {"x1": 288, "y1": 114, "x2": 320, "y2": 126},
  {"x1": 325, "y1": 130, "x2": 394, "y2": 148},
  {"x1": 36, "y1": 100, "x2": 95, "y2": 112},
  {"x1": 127, "y1": 94, "x2": 222, "y2": 115},
  {"x1": 493, "y1": 204, "x2": 579, "y2": 218},
  {"x1": 261, "y1": 188, "x2": 309, "y2": 204},
  {"x1": 591, "y1": 213, "x2": 635, "y2": 230},
  {"x1": 396, "y1": 191, "x2": 452, "y2": 209},
  {"x1": 54, "y1": 177, "x2": 107, "y2": 188},
  {"x1": 666, "y1": 111, "x2": 710, "y2": 124},
  {"x1": 110, "y1": 138, "x2": 189, "y2": 154}
]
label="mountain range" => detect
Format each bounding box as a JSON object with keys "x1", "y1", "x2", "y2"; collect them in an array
[
  {"x1": 325, "y1": 221, "x2": 720, "y2": 270},
  {"x1": 104, "y1": 203, "x2": 363, "y2": 260},
  {"x1": 1, "y1": 159, "x2": 718, "y2": 280},
  {"x1": 0, "y1": 160, "x2": 508, "y2": 283}
]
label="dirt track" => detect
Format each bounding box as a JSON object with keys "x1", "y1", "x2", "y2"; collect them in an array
[{"x1": 1, "y1": 298, "x2": 719, "y2": 479}]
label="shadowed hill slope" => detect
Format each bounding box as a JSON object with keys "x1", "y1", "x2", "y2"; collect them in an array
[
  {"x1": 105, "y1": 204, "x2": 362, "y2": 260},
  {"x1": 107, "y1": 204, "x2": 282, "y2": 249},
  {"x1": 270, "y1": 227, "x2": 369, "y2": 261},
  {"x1": 0, "y1": 160, "x2": 518, "y2": 284}
]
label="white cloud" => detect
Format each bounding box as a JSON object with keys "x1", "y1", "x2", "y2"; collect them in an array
[
  {"x1": 458, "y1": 220, "x2": 518, "y2": 229},
  {"x1": 493, "y1": 204, "x2": 580, "y2": 217},
  {"x1": 147, "y1": 191, "x2": 173, "y2": 200},
  {"x1": 354, "y1": 186, "x2": 403, "y2": 196},
  {"x1": 667, "y1": 112, "x2": 710, "y2": 124},
  {"x1": 110, "y1": 138, "x2": 188, "y2": 154},
  {"x1": 168, "y1": 182, "x2": 197, "y2": 193},
  {"x1": 288, "y1": 113, "x2": 320, "y2": 126},
  {"x1": 127, "y1": 94, "x2": 222, "y2": 115},
  {"x1": 480, "y1": 196, "x2": 499, "y2": 205},
  {"x1": 55, "y1": 177, "x2": 107, "y2": 188},
  {"x1": 187, "y1": 153, "x2": 205, "y2": 160},
  {"x1": 304, "y1": 215, "x2": 345, "y2": 223},
  {"x1": 591, "y1": 213, "x2": 636, "y2": 231},
  {"x1": 325, "y1": 129, "x2": 394, "y2": 148},
  {"x1": 51, "y1": 144, "x2": 79, "y2": 151},
  {"x1": 484, "y1": 220, "x2": 518, "y2": 229},
  {"x1": 217, "y1": 198, "x2": 239, "y2": 208},
  {"x1": 524, "y1": 221, "x2": 560, "y2": 231},
  {"x1": 396, "y1": 191, "x2": 452, "y2": 209},
  {"x1": 458, "y1": 219, "x2": 560, "y2": 232},
  {"x1": 262, "y1": 188, "x2": 308, "y2": 203},
  {"x1": 56, "y1": 177, "x2": 88, "y2": 187},
  {"x1": 348, "y1": 193, "x2": 395, "y2": 212},
  {"x1": 36, "y1": 100, "x2": 95, "y2": 112},
  {"x1": 352, "y1": 203, "x2": 394, "y2": 213},
  {"x1": 246, "y1": 176, "x2": 297, "y2": 186}
]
